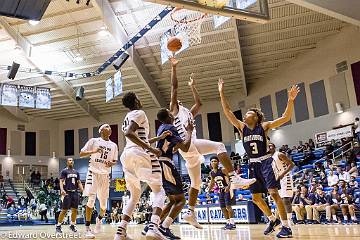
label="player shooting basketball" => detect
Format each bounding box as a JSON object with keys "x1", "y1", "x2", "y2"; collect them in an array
[
  {"x1": 168, "y1": 57, "x2": 255, "y2": 228},
  {"x1": 218, "y1": 78, "x2": 299, "y2": 238}
]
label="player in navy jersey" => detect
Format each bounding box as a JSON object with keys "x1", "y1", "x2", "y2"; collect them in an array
[
  {"x1": 219, "y1": 78, "x2": 300, "y2": 238},
  {"x1": 208, "y1": 156, "x2": 236, "y2": 230},
  {"x1": 142, "y1": 108, "x2": 194, "y2": 239},
  {"x1": 56, "y1": 158, "x2": 83, "y2": 234}
]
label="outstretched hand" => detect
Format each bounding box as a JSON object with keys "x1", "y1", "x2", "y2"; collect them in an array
[
  {"x1": 188, "y1": 73, "x2": 195, "y2": 87},
  {"x1": 218, "y1": 78, "x2": 224, "y2": 93},
  {"x1": 169, "y1": 57, "x2": 179, "y2": 67},
  {"x1": 159, "y1": 130, "x2": 172, "y2": 140},
  {"x1": 288, "y1": 85, "x2": 300, "y2": 101}
]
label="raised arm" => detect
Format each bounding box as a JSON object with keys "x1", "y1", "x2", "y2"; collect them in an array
[
  {"x1": 276, "y1": 152, "x2": 295, "y2": 180},
  {"x1": 263, "y1": 85, "x2": 299, "y2": 131},
  {"x1": 189, "y1": 74, "x2": 202, "y2": 117},
  {"x1": 148, "y1": 130, "x2": 172, "y2": 144},
  {"x1": 169, "y1": 57, "x2": 179, "y2": 115},
  {"x1": 125, "y1": 121, "x2": 161, "y2": 157},
  {"x1": 218, "y1": 78, "x2": 245, "y2": 131}
]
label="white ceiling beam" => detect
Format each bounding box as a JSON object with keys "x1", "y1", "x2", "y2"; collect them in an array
[
  {"x1": 233, "y1": 19, "x2": 247, "y2": 96},
  {"x1": 93, "y1": 0, "x2": 166, "y2": 108},
  {"x1": 286, "y1": 0, "x2": 360, "y2": 27},
  {"x1": 0, "y1": 17, "x2": 101, "y2": 122}
]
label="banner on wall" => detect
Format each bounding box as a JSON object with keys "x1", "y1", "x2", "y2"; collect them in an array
[
  {"x1": 315, "y1": 126, "x2": 353, "y2": 147},
  {"x1": 35, "y1": 87, "x2": 51, "y2": 109},
  {"x1": 178, "y1": 205, "x2": 249, "y2": 223},
  {"x1": 105, "y1": 77, "x2": 114, "y2": 103},
  {"x1": 114, "y1": 70, "x2": 123, "y2": 97},
  {"x1": 1, "y1": 84, "x2": 18, "y2": 106},
  {"x1": 115, "y1": 178, "x2": 126, "y2": 192},
  {"x1": 19, "y1": 85, "x2": 36, "y2": 108}
]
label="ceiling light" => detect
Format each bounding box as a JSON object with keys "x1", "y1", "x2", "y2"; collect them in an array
[
  {"x1": 74, "y1": 54, "x2": 84, "y2": 62},
  {"x1": 29, "y1": 20, "x2": 40, "y2": 26},
  {"x1": 98, "y1": 26, "x2": 110, "y2": 37},
  {"x1": 14, "y1": 44, "x2": 22, "y2": 54}
]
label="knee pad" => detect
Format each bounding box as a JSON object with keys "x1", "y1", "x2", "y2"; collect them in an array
[
  {"x1": 86, "y1": 194, "x2": 96, "y2": 209},
  {"x1": 217, "y1": 142, "x2": 227, "y2": 155},
  {"x1": 152, "y1": 188, "x2": 166, "y2": 210}
]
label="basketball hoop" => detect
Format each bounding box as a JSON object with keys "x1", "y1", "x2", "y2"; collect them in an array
[{"x1": 170, "y1": 7, "x2": 207, "y2": 46}]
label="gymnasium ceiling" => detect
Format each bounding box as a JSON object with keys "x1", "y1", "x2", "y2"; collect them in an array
[{"x1": 0, "y1": 0, "x2": 349, "y2": 121}]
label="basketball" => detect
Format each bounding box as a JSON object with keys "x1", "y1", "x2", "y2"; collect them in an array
[{"x1": 167, "y1": 37, "x2": 182, "y2": 52}]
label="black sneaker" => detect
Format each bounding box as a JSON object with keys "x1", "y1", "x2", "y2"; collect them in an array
[
  {"x1": 69, "y1": 224, "x2": 78, "y2": 233},
  {"x1": 276, "y1": 226, "x2": 293, "y2": 238},
  {"x1": 55, "y1": 225, "x2": 62, "y2": 234},
  {"x1": 159, "y1": 225, "x2": 181, "y2": 239},
  {"x1": 222, "y1": 223, "x2": 232, "y2": 230},
  {"x1": 141, "y1": 224, "x2": 149, "y2": 236},
  {"x1": 264, "y1": 218, "x2": 281, "y2": 235}
]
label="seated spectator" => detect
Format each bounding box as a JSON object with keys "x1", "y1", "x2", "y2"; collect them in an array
[
  {"x1": 339, "y1": 189, "x2": 358, "y2": 224},
  {"x1": 349, "y1": 176, "x2": 359, "y2": 189},
  {"x1": 297, "y1": 141, "x2": 305, "y2": 153},
  {"x1": 327, "y1": 170, "x2": 339, "y2": 187},
  {"x1": 328, "y1": 188, "x2": 341, "y2": 223},
  {"x1": 292, "y1": 186, "x2": 314, "y2": 224},
  {"x1": 348, "y1": 162, "x2": 359, "y2": 177},
  {"x1": 0, "y1": 174, "x2": 4, "y2": 191},
  {"x1": 291, "y1": 146, "x2": 298, "y2": 154},
  {"x1": 6, "y1": 195, "x2": 14, "y2": 209},
  {"x1": 18, "y1": 196, "x2": 27, "y2": 209},
  {"x1": 7, "y1": 204, "x2": 17, "y2": 220},
  {"x1": 337, "y1": 167, "x2": 351, "y2": 183},
  {"x1": 319, "y1": 171, "x2": 328, "y2": 186},
  {"x1": 308, "y1": 139, "x2": 315, "y2": 150},
  {"x1": 311, "y1": 187, "x2": 332, "y2": 223},
  {"x1": 17, "y1": 208, "x2": 31, "y2": 221}
]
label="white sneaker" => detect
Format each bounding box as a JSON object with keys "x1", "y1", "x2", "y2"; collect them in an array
[
  {"x1": 114, "y1": 226, "x2": 133, "y2": 240},
  {"x1": 183, "y1": 210, "x2": 203, "y2": 229},
  {"x1": 146, "y1": 224, "x2": 167, "y2": 240},
  {"x1": 94, "y1": 218, "x2": 102, "y2": 234},
  {"x1": 84, "y1": 228, "x2": 95, "y2": 239},
  {"x1": 230, "y1": 175, "x2": 256, "y2": 190}
]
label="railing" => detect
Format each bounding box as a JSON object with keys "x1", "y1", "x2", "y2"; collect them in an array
[{"x1": 292, "y1": 141, "x2": 354, "y2": 178}]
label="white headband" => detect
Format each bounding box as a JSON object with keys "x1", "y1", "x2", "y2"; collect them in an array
[{"x1": 99, "y1": 124, "x2": 110, "y2": 133}]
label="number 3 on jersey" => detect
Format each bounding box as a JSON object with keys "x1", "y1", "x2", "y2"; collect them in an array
[{"x1": 250, "y1": 142, "x2": 258, "y2": 154}]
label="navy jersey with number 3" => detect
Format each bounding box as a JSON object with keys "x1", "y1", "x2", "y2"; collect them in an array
[
  {"x1": 242, "y1": 124, "x2": 268, "y2": 159},
  {"x1": 211, "y1": 169, "x2": 228, "y2": 190}
]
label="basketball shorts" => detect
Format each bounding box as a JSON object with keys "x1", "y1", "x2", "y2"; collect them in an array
[
  {"x1": 249, "y1": 157, "x2": 280, "y2": 194},
  {"x1": 159, "y1": 160, "x2": 183, "y2": 196},
  {"x1": 219, "y1": 190, "x2": 235, "y2": 208},
  {"x1": 61, "y1": 191, "x2": 80, "y2": 209},
  {"x1": 83, "y1": 170, "x2": 110, "y2": 202},
  {"x1": 121, "y1": 148, "x2": 162, "y2": 191},
  {"x1": 179, "y1": 139, "x2": 226, "y2": 169},
  {"x1": 279, "y1": 175, "x2": 294, "y2": 198}
]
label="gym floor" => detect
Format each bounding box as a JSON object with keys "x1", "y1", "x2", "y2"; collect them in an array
[{"x1": 0, "y1": 223, "x2": 359, "y2": 239}]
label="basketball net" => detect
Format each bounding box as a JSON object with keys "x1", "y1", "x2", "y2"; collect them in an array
[{"x1": 170, "y1": 0, "x2": 230, "y2": 46}]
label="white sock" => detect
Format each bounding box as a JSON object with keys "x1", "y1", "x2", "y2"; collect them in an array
[
  {"x1": 332, "y1": 215, "x2": 337, "y2": 221},
  {"x1": 344, "y1": 215, "x2": 348, "y2": 221},
  {"x1": 162, "y1": 217, "x2": 173, "y2": 229},
  {"x1": 351, "y1": 216, "x2": 357, "y2": 221},
  {"x1": 281, "y1": 220, "x2": 289, "y2": 227},
  {"x1": 151, "y1": 215, "x2": 161, "y2": 226},
  {"x1": 268, "y1": 214, "x2": 276, "y2": 222},
  {"x1": 71, "y1": 222, "x2": 76, "y2": 226},
  {"x1": 230, "y1": 218, "x2": 235, "y2": 224},
  {"x1": 119, "y1": 220, "x2": 128, "y2": 229},
  {"x1": 226, "y1": 219, "x2": 230, "y2": 224},
  {"x1": 56, "y1": 223, "x2": 61, "y2": 227}
]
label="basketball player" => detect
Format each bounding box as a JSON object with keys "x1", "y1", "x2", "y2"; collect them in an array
[
  {"x1": 56, "y1": 158, "x2": 83, "y2": 234},
  {"x1": 268, "y1": 143, "x2": 295, "y2": 226},
  {"x1": 80, "y1": 124, "x2": 119, "y2": 239},
  {"x1": 208, "y1": 156, "x2": 236, "y2": 230},
  {"x1": 169, "y1": 57, "x2": 256, "y2": 228},
  {"x1": 143, "y1": 108, "x2": 194, "y2": 239},
  {"x1": 114, "y1": 92, "x2": 167, "y2": 240},
  {"x1": 218, "y1": 78, "x2": 300, "y2": 238}
]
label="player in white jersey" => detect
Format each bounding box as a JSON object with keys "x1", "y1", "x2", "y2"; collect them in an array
[
  {"x1": 114, "y1": 92, "x2": 167, "y2": 240},
  {"x1": 80, "y1": 124, "x2": 119, "y2": 239},
  {"x1": 269, "y1": 143, "x2": 295, "y2": 226},
  {"x1": 169, "y1": 57, "x2": 256, "y2": 228}
]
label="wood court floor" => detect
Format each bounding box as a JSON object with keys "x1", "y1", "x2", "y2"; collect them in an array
[{"x1": 0, "y1": 223, "x2": 360, "y2": 239}]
